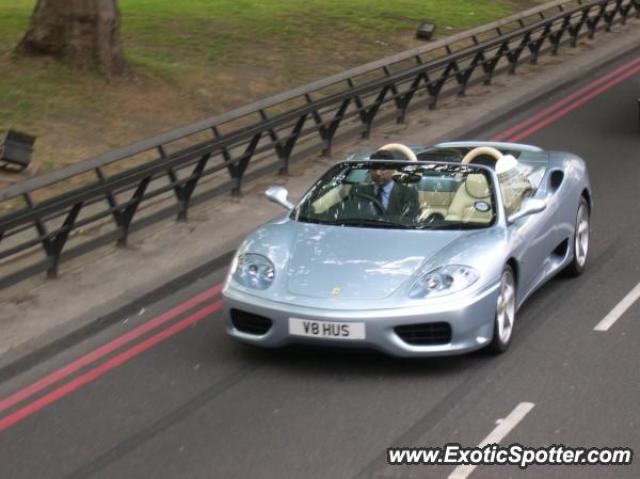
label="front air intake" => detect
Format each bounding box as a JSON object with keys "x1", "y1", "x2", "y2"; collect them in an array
[
  {"x1": 394, "y1": 322, "x2": 452, "y2": 345},
  {"x1": 230, "y1": 309, "x2": 272, "y2": 335}
]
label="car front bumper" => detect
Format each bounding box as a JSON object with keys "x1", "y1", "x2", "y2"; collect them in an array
[{"x1": 222, "y1": 283, "x2": 501, "y2": 357}]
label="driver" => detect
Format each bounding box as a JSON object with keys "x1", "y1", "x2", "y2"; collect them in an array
[{"x1": 366, "y1": 150, "x2": 420, "y2": 219}]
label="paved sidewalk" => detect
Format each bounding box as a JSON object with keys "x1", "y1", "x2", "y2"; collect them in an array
[{"x1": 1, "y1": 22, "x2": 639, "y2": 369}]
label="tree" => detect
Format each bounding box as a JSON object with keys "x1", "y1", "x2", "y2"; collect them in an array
[{"x1": 17, "y1": 0, "x2": 127, "y2": 77}]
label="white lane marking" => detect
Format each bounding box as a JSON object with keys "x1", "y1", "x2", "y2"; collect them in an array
[
  {"x1": 447, "y1": 402, "x2": 535, "y2": 479},
  {"x1": 594, "y1": 282, "x2": 640, "y2": 332}
]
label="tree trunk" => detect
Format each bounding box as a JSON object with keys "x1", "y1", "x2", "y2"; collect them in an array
[{"x1": 17, "y1": 0, "x2": 126, "y2": 77}]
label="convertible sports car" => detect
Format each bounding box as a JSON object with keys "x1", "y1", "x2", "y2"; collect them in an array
[{"x1": 222, "y1": 141, "x2": 592, "y2": 356}]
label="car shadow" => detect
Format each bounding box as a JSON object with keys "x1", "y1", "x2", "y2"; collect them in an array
[{"x1": 230, "y1": 341, "x2": 491, "y2": 380}]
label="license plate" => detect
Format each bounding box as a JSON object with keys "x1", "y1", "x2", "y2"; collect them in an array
[{"x1": 288, "y1": 318, "x2": 365, "y2": 340}]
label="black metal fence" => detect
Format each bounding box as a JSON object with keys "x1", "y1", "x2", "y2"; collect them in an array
[{"x1": 0, "y1": 0, "x2": 638, "y2": 281}]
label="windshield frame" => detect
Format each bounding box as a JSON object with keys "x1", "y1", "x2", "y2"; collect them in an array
[{"x1": 290, "y1": 160, "x2": 503, "y2": 230}]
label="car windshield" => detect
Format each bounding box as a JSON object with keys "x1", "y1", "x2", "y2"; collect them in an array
[{"x1": 292, "y1": 161, "x2": 496, "y2": 230}]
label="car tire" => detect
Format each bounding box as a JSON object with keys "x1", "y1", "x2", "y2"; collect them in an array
[
  {"x1": 488, "y1": 265, "x2": 516, "y2": 354},
  {"x1": 564, "y1": 197, "x2": 590, "y2": 277}
]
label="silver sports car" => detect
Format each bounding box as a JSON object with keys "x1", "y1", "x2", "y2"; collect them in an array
[{"x1": 222, "y1": 141, "x2": 591, "y2": 356}]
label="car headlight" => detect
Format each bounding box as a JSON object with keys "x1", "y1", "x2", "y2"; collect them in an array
[
  {"x1": 409, "y1": 265, "x2": 479, "y2": 299},
  {"x1": 232, "y1": 253, "x2": 276, "y2": 290}
]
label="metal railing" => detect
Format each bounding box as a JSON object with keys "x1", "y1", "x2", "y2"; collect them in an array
[{"x1": 0, "y1": 0, "x2": 638, "y2": 281}]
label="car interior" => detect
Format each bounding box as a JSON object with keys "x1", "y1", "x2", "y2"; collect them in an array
[{"x1": 310, "y1": 145, "x2": 539, "y2": 224}]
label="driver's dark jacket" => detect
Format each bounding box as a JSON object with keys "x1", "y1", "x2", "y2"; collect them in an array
[{"x1": 360, "y1": 181, "x2": 420, "y2": 218}]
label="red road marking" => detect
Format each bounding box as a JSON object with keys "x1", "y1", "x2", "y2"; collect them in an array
[
  {"x1": 508, "y1": 64, "x2": 640, "y2": 142},
  {"x1": 0, "y1": 300, "x2": 222, "y2": 432},
  {"x1": 493, "y1": 55, "x2": 640, "y2": 142},
  {"x1": 0, "y1": 283, "x2": 223, "y2": 414}
]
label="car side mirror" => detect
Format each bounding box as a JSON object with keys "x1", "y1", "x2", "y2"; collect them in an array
[
  {"x1": 507, "y1": 198, "x2": 547, "y2": 224},
  {"x1": 265, "y1": 186, "x2": 294, "y2": 211}
]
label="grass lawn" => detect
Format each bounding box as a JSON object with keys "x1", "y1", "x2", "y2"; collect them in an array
[{"x1": 0, "y1": 0, "x2": 546, "y2": 188}]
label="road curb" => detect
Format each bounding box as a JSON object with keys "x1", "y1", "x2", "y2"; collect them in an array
[{"x1": 0, "y1": 249, "x2": 235, "y2": 384}]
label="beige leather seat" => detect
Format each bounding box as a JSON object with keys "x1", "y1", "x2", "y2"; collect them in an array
[
  {"x1": 445, "y1": 174, "x2": 493, "y2": 224},
  {"x1": 418, "y1": 191, "x2": 454, "y2": 219}
]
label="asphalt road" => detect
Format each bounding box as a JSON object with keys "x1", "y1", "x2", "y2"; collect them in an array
[{"x1": 1, "y1": 50, "x2": 639, "y2": 479}]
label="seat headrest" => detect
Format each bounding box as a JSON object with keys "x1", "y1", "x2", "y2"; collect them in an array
[
  {"x1": 464, "y1": 174, "x2": 490, "y2": 199},
  {"x1": 378, "y1": 143, "x2": 418, "y2": 162}
]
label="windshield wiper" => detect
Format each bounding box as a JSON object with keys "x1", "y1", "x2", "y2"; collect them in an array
[
  {"x1": 416, "y1": 223, "x2": 486, "y2": 230},
  {"x1": 318, "y1": 218, "x2": 410, "y2": 229}
]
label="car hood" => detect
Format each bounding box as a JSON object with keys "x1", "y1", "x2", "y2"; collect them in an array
[{"x1": 285, "y1": 223, "x2": 466, "y2": 300}]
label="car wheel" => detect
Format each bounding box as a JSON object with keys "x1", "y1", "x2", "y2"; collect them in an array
[
  {"x1": 488, "y1": 265, "x2": 516, "y2": 354},
  {"x1": 565, "y1": 197, "x2": 590, "y2": 277}
]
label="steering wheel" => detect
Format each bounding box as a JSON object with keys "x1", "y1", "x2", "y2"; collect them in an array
[
  {"x1": 378, "y1": 143, "x2": 418, "y2": 162},
  {"x1": 424, "y1": 212, "x2": 444, "y2": 224},
  {"x1": 417, "y1": 210, "x2": 444, "y2": 225},
  {"x1": 347, "y1": 190, "x2": 385, "y2": 215}
]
